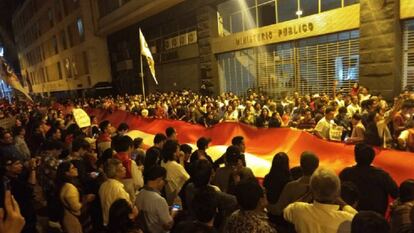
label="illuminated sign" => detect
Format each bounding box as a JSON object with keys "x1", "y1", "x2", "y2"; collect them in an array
[
  {"x1": 235, "y1": 23, "x2": 314, "y2": 46},
  {"x1": 212, "y1": 5, "x2": 360, "y2": 54}
]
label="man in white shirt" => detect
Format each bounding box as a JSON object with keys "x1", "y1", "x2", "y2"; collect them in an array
[
  {"x1": 136, "y1": 166, "x2": 176, "y2": 233},
  {"x1": 347, "y1": 95, "x2": 361, "y2": 118},
  {"x1": 335, "y1": 92, "x2": 345, "y2": 108},
  {"x1": 284, "y1": 167, "x2": 357, "y2": 233},
  {"x1": 314, "y1": 107, "x2": 336, "y2": 140},
  {"x1": 99, "y1": 158, "x2": 133, "y2": 226}
]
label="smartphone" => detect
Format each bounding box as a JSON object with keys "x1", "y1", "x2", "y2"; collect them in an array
[
  {"x1": 171, "y1": 204, "x2": 181, "y2": 211},
  {"x1": 90, "y1": 172, "x2": 100, "y2": 178},
  {"x1": 0, "y1": 176, "x2": 10, "y2": 209}
]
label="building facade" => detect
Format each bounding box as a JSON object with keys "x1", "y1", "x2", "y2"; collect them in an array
[
  {"x1": 12, "y1": 0, "x2": 112, "y2": 97},
  {"x1": 97, "y1": 0, "x2": 414, "y2": 100},
  {"x1": 11, "y1": 0, "x2": 414, "y2": 98}
]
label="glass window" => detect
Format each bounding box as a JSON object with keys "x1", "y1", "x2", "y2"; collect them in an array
[
  {"x1": 243, "y1": 8, "x2": 257, "y2": 31},
  {"x1": 339, "y1": 31, "x2": 350, "y2": 41},
  {"x1": 244, "y1": 0, "x2": 256, "y2": 8},
  {"x1": 321, "y1": 0, "x2": 341, "y2": 12},
  {"x1": 0, "y1": 46, "x2": 3, "y2": 57},
  {"x1": 48, "y1": 9, "x2": 54, "y2": 27},
  {"x1": 77, "y1": 18, "x2": 84, "y2": 41},
  {"x1": 277, "y1": 0, "x2": 298, "y2": 23},
  {"x1": 218, "y1": 0, "x2": 242, "y2": 16},
  {"x1": 57, "y1": 62, "x2": 63, "y2": 79},
  {"x1": 350, "y1": 30, "x2": 359, "y2": 39},
  {"x1": 222, "y1": 15, "x2": 231, "y2": 35},
  {"x1": 61, "y1": 30, "x2": 67, "y2": 50},
  {"x1": 344, "y1": 0, "x2": 359, "y2": 6},
  {"x1": 52, "y1": 35, "x2": 58, "y2": 54},
  {"x1": 258, "y1": 0, "x2": 274, "y2": 4},
  {"x1": 258, "y1": 1, "x2": 275, "y2": 27},
  {"x1": 83, "y1": 51, "x2": 89, "y2": 74},
  {"x1": 231, "y1": 12, "x2": 243, "y2": 33},
  {"x1": 300, "y1": 0, "x2": 318, "y2": 16}
]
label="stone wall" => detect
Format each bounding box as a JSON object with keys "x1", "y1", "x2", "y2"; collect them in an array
[
  {"x1": 197, "y1": 5, "x2": 220, "y2": 95},
  {"x1": 359, "y1": 0, "x2": 402, "y2": 99}
]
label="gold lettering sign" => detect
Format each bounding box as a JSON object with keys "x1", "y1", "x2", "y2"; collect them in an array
[
  {"x1": 235, "y1": 23, "x2": 314, "y2": 46},
  {"x1": 211, "y1": 5, "x2": 360, "y2": 54},
  {"x1": 236, "y1": 31, "x2": 273, "y2": 46},
  {"x1": 278, "y1": 23, "x2": 314, "y2": 37}
]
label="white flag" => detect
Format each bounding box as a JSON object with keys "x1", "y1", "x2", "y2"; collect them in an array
[
  {"x1": 139, "y1": 29, "x2": 158, "y2": 85},
  {"x1": 0, "y1": 58, "x2": 33, "y2": 102}
]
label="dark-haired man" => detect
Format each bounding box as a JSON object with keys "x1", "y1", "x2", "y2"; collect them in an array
[
  {"x1": 136, "y1": 166, "x2": 176, "y2": 233},
  {"x1": 113, "y1": 135, "x2": 143, "y2": 202},
  {"x1": 111, "y1": 122, "x2": 129, "y2": 147},
  {"x1": 225, "y1": 180, "x2": 276, "y2": 233},
  {"x1": 0, "y1": 131, "x2": 24, "y2": 162},
  {"x1": 165, "y1": 127, "x2": 177, "y2": 141},
  {"x1": 190, "y1": 137, "x2": 214, "y2": 164},
  {"x1": 184, "y1": 160, "x2": 237, "y2": 230},
  {"x1": 272, "y1": 151, "x2": 319, "y2": 216},
  {"x1": 1, "y1": 152, "x2": 38, "y2": 233},
  {"x1": 213, "y1": 136, "x2": 246, "y2": 169},
  {"x1": 144, "y1": 133, "x2": 167, "y2": 170},
  {"x1": 314, "y1": 107, "x2": 336, "y2": 140},
  {"x1": 97, "y1": 120, "x2": 113, "y2": 155},
  {"x1": 172, "y1": 188, "x2": 219, "y2": 233},
  {"x1": 212, "y1": 146, "x2": 255, "y2": 194},
  {"x1": 351, "y1": 211, "x2": 390, "y2": 233},
  {"x1": 339, "y1": 143, "x2": 398, "y2": 215}
]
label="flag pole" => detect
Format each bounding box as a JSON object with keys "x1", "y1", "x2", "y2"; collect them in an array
[
  {"x1": 139, "y1": 29, "x2": 146, "y2": 101},
  {"x1": 140, "y1": 53, "x2": 146, "y2": 101}
]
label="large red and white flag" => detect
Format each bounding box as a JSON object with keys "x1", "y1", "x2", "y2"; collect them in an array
[{"x1": 84, "y1": 108, "x2": 414, "y2": 185}]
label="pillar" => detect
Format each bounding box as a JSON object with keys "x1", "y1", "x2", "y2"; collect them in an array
[{"x1": 359, "y1": 0, "x2": 402, "y2": 100}]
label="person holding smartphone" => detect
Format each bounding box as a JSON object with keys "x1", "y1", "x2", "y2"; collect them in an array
[
  {"x1": 0, "y1": 152, "x2": 38, "y2": 233},
  {"x1": 136, "y1": 166, "x2": 177, "y2": 233},
  {"x1": 0, "y1": 189, "x2": 26, "y2": 233}
]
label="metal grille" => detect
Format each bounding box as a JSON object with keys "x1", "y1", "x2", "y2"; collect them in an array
[
  {"x1": 218, "y1": 30, "x2": 359, "y2": 96},
  {"x1": 297, "y1": 31, "x2": 359, "y2": 95},
  {"x1": 257, "y1": 43, "x2": 296, "y2": 96},
  {"x1": 403, "y1": 20, "x2": 414, "y2": 89},
  {"x1": 218, "y1": 48, "x2": 257, "y2": 95}
]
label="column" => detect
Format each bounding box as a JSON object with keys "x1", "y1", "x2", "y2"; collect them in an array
[{"x1": 359, "y1": 0, "x2": 402, "y2": 99}]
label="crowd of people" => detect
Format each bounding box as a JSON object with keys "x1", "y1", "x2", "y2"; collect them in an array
[
  {"x1": 0, "y1": 85, "x2": 413, "y2": 233},
  {"x1": 40, "y1": 83, "x2": 414, "y2": 151}
]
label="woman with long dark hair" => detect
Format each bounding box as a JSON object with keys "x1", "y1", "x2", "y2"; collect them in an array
[
  {"x1": 263, "y1": 152, "x2": 292, "y2": 223},
  {"x1": 264, "y1": 152, "x2": 292, "y2": 204},
  {"x1": 107, "y1": 199, "x2": 142, "y2": 233},
  {"x1": 56, "y1": 161, "x2": 94, "y2": 233},
  {"x1": 255, "y1": 108, "x2": 270, "y2": 128},
  {"x1": 56, "y1": 161, "x2": 83, "y2": 233}
]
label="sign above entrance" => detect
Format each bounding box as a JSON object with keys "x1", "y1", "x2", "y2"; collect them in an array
[
  {"x1": 212, "y1": 5, "x2": 360, "y2": 54},
  {"x1": 235, "y1": 22, "x2": 315, "y2": 47}
]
